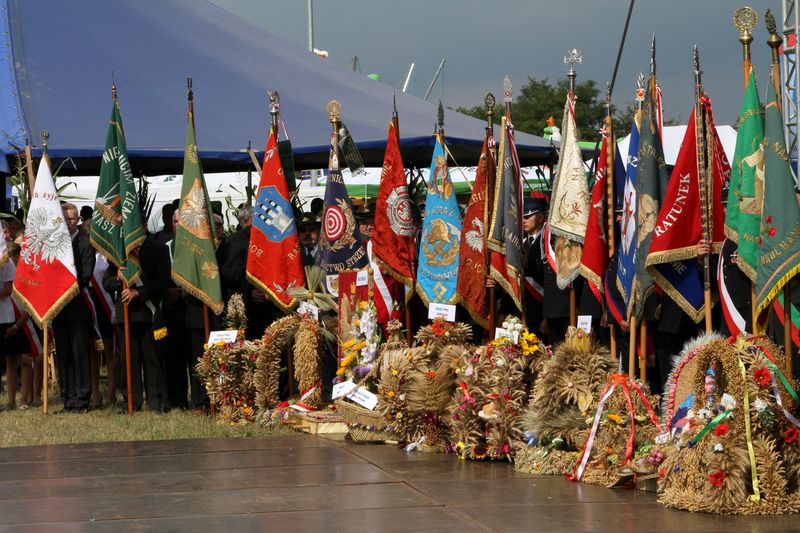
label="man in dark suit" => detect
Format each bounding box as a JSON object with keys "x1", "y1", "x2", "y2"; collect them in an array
[
  {"x1": 522, "y1": 195, "x2": 546, "y2": 337},
  {"x1": 217, "y1": 206, "x2": 251, "y2": 303},
  {"x1": 103, "y1": 233, "x2": 171, "y2": 412},
  {"x1": 53, "y1": 203, "x2": 96, "y2": 412},
  {"x1": 541, "y1": 231, "x2": 581, "y2": 346}
]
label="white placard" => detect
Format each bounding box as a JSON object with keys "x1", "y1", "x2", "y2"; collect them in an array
[
  {"x1": 356, "y1": 269, "x2": 369, "y2": 286},
  {"x1": 207, "y1": 330, "x2": 238, "y2": 345},
  {"x1": 332, "y1": 379, "x2": 357, "y2": 400},
  {"x1": 494, "y1": 327, "x2": 519, "y2": 344},
  {"x1": 428, "y1": 302, "x2": 456, "y2": 321},
  {"x1": 347, "y1": 386, "x2": 379, "y2": 410},
  {"x1": 577, "y1": 315, "x2": 592, "y2": 334},
  {"x1": 297, "y1": 301, "x2": 319, "y2": 320}
]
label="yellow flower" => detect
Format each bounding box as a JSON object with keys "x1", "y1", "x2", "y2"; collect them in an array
[
  {"x1": 388, "y1": 391, "x2": 395, "y2": 398},
  {"x1": 354, "y1": 340, "x2": 367, "y2": 351},
  {"x1": 607, "y1": 413, "x2": 623, "y2": 425},
  {"x1": 360, "y1": 301, "x2": 368, "y2": 310},
  {"x1": 391, "y1": 369, "x2": 398, "y2": 376},
  {"x1": 216, "y1": 341, "x2": 225, "y2": 347},
  {"x1": 342, "y1": 338, "x2": 357, "y2": 349},
  {"x1": 354, "y1": 320, "x2": 361, "y2": 327},
  {"x1": 203, "y1": 343, "x2": 209, "y2": 350},
  {"x1": 336, "y1": 367, "x2": 347, "y2": 376}
]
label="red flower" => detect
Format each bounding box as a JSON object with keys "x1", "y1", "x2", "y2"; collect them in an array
[
  {"x1": 708, "y1": 470, "x2": 726, "y2": 488},
  {"x1": 766, "y1": 215, "x2": 773, "y2": 224},
  {"x1": 769, "y1": 227, "x2": 777, "y2": 237},
  {"x1": 713, "y1": 423, "x2": 729, "y2": 437},
  {"x1": 754, "y1": 367, "x2": 771, "y2": 387},
  {"x1": 430, "y1": 323, "x2": 445, "y2": 336},
  {"x1": 785, "y1": 427, "x2": 799, "y2": 444}
]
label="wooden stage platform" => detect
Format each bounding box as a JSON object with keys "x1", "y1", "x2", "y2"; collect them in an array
[{"x1": 0, "y1": 434, "x2": 796, "y2": 531}]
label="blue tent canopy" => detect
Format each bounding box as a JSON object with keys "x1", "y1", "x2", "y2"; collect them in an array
[{"x1": 0, "y1": 0, "x2": 555, "y2": 177}]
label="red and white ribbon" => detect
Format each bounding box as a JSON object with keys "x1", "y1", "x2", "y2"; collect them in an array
[{"x1": 718, "y1": 241, "x2": 746, "y2": 337}]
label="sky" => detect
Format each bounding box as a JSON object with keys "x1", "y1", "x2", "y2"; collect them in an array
[{"x1": 211, "y1": 0, "x2": 780, "y2": 129}]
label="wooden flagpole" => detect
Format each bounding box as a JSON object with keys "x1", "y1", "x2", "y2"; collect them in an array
[
  {"x1": 604, "y1": 97, "x2": 617, "y2": 360},
  {"x1": 693, "y1": 48, "x2": 713, "y2": 334},
  {"x1": 42, "y1": 326, "x2": 49, "y2": 413},
  {"x1": 123, "y1": 281, "x2": 134, "y2": 415},
  {"x1": 735, "y1": 7, "x2": 758, "y2": 332},
  {"x1": 628, "y1": 313, "x2": 637, "y2": 377},
  {"x1": 766, "y1": 10, "x2": 794, "y2": 375},
  {"x1": 392, "y1": 94, "x2": 414, "y2": 348},
  {"x1": 565, "y1": 51, "x2": 580, "y2": 328},
  {"x1": 639, "y1": 318, "x2": 647, "y2": 381}
]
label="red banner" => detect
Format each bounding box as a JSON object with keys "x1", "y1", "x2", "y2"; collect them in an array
[
  {"x1": 456, "y1": 133, "x2": 493, "y2": 328},
  {"x1": 372, "y1": 119, "x2": 415, "y2": 293},
  {"x1": 580, "y1": 129, "x2": 610, "y2": 303},
  {"x1": 246, "y1": 129, "x2": 306, "y2": 311}
]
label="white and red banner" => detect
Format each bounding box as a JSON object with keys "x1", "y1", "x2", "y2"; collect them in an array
[{"x1": 13, "y1": 159, "x2": 79, "y2": 326}]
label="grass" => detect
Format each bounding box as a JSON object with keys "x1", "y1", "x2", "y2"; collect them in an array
[{"x1": 0, "y1": 405, "x2": 293, "y2": 448}]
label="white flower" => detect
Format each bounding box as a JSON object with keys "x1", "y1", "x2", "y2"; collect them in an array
[
  {"x1": 754, "y1": 398, "x2": 768, "y2": 413},
  {"x1": 713, "y1": 443, "x2": 724, "y2": 453},
  {"x1": 720, "y1": 393, "x2": 737, "y2": 411},
  {"x1": 696, "y1": 408, "x2": 711, "y2": 421}
]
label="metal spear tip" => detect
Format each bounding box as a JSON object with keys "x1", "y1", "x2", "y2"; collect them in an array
[
  {"x1": 40, "y1": 130, "x2": 49, "y2": 147},
  {"x1": 766, "y1": 9, "x2": 783, "y2": 49},
  {"x1": 733, "y1": 6, "x2": 757, "y2": 35},
  {"x1": 437, "y1": 100, "x2": 444, "y2": 129},
  {"x1": 693, "y1": 46, "x2": 700, "y2": 72},
  {"x1": 268, "y1": 91, "x2": 280, "y2": 115},
  {"x1": 187, "y1": 77, "x2": 193, "y2": 101},
  {"x1": 765, "y1": 8, "x2": 778, "y2": 35}
]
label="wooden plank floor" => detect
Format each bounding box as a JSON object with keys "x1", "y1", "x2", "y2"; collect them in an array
[{"x1": 0, "y1": 435, "x2": 796, "y2": 532}]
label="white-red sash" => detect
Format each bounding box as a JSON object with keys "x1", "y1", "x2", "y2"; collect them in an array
[{"x1": 718, "y1": 240, "x2": 745, "y2": 337}]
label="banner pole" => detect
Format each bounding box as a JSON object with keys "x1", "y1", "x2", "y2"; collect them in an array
[
  {"x1": 628, "y1": 313, "x2": 637, "y2": 377},
  {"x1": 485, "y1": 94, "x2": 497, "y2": 335},
  {"x1": 42, "y1": 326, "x2": 49, "y2": 414},
  {"x1": 785, "y1": 286, "x2": 793, "y2": 378},
  {"x1": 203, "y1": 303, "x2": 217, "y2": 415},
  {"x1": 123, "y1": 282, "x2": 133, "y2": 416},
  {"x1": 639, "y1": 317, "x2": 647, "y2": 382}
]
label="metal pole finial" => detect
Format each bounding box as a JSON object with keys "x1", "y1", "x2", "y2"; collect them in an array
[
  {"x1": 564, "y1": 48, "x2": 582, "y2": 93},
  {"x1": 326, "y1": 100, "x2": 342, "y2": 124},
  {"x1": 392, "y1": 91, "x2": 397, "y2": 119},
  {"x1": 766, "y1": 9, "x2": 783, "y2": 62},
  {"x1": 268, "y1": 91, "x2": 280, "y2": 130},
  {"x1": 111, "y1": 83, "x2": 117, "y2": 101},
  {"x1": 41, "y1": 130, "x2": 49, "y2": 155},
  {"x1": 693, "y1": 46, "x2": 701, "y2": 76},
  {"x1": 485, "y1": 92, "x2": 495, "y2": 130},
  {"x1": 187, "y1": 77, "x2": 193, "y2": 102},
  {"x1": 437, "y1": 100, "x2": 444, "y2": 133},
  {"x1": 650, "y1": 34, "x2": 656, "y2": 77},
  {"x1": 734, "y1": 6, "x2": 757, "y2": 63}
]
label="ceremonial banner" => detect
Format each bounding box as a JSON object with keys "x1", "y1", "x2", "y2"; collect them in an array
[
  {"x1": 321, "y1": 127, "x2": 368, "y2": 293},
  {"x1": 548, "y1": 93, "x2": 590, "y2": 289},
  {"x1": 488, "y1": 117, "x2": 524, "y2": 312},
  {"x1": 645, "y1": 95, "x2": 728, "y2": 322},
  {"x1": 754, "y1": 81, "x2": 800, "y2": 330},
  {"x1": 172, "y1": 112, "x2": 224, "y2": 314},
  {"x1": 416, "y1": 135, "x2": 461, "y2": 306},
  {"x1": 246, "y1": 129, "x2": 305, "y2": 311},
  {"x1": 372, "y1": 119, "x2": 415, "y2": 292},
  {"x1": 90, "y1": 99, "x2": 145, "y2": 286},
  {"x1": 13, "y1": 159, "x2": 78, "y2": 325},
  {"x1": 617, "y1": 111, "x2": 640, "y2": 315},
  {"x1": 725, "y1": 68, "x2": 764, "y2": 281},
  {"x1": 580, "y1": 126, "x2": 610, "y2": 303},
  {"x1": 632, "y1": 78, "x2": 669, "y2": 317},
  {"x1": 456, "y1": 131, "x2": 494, "y2": 327}
]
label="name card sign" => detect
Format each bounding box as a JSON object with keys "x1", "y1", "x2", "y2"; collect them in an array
[
  {"x1": 577, "y1": 315, "x2": 592, "y2": 335},
  {"x1": 428, "y1": 302, "x2": 456, "y2": 322},
  {"x1": 297, "y1": 301, "x2": 319, "y2": 320},
  {"x1": 494, "y1": 327, "x2": 519, "y2": 344},
  {"x1": 356, "y1": 269, "x2": 369, "y2": 286},
  {"x1": 331, "y1": 379, "x2": 378, "y2": 410},
  {"x1": 207, "y1": 330, "x2": 238, "y2": 345}
]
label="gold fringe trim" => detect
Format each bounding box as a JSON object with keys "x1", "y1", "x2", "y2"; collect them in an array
[
  {"x1": 724, "y1": 225, "x2": 739, "y2": 244},
  {"x1": 580, "y1": 264, "x2": 604, "y2": 296},
  {"x1": 647, "y1": 267, "x2": 706, "y2": 324},
  {"x1": 374, "y1": 257, "x2": 414, "y2": 303},
  {"x1": 171, "y1": 271, "x2": 224, "y2": 315},
  {"x1": 489, "y1": 264, "x2": 522, "y2": 313},
  {"x1": 644, "y1": 245, "x2": 698, "y2": 267},
  {"x1": 13, "y1": 282, "x2": 79, "y2": 328},
  {"x1": 754, "y1": 260, "x2": 800, "y2": 331},
  {"x1": 414, "y1": 283, "x2": 459, "y2": 308},
  {"x1": 548, "y1": 225, "x2": 585, "y2": 245},
  {"x1": 246, "y1": 272, "x2": 298, "y2": 315},
  {"x1": 737, "y1": 257, "x2": 757, "y2": 284}
]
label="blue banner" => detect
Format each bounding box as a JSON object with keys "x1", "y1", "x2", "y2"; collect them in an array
[
  {"x1": 617, "y1": 119, "x2": 639, "y2": 315},
  {"x1": 416, "y1": 135, "x2": 462, "y2": 306}
]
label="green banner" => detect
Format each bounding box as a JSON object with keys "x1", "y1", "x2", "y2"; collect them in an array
[
  {"x1": 171, "y1": 112, "x2": 224, "y2": 315},
  {"x1": 90, "y1": 99, "x2": 145, "y2": 285},
  {"x1": 755, "y1": 81, "x2": 800, "y2": 329},
  {"x1": 725, "y1": 68, "x2": 764, "y2": 281}
]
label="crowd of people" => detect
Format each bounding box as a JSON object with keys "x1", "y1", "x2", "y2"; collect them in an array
[{"x1": 0, "y1": 187, "x2": 797, "y2": 413}]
